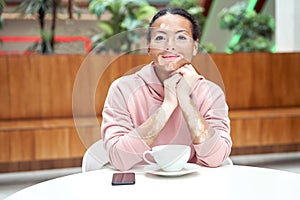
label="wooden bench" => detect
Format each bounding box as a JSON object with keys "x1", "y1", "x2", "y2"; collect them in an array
[
  {"x1": 230, "y1": 107, "x2": 300, "y2": 154},
  {"x1": 1, "y1": 53, "x2": 299, "y2": 172},
  {"x1": 0, "y1": 54, "x2": 151, "y2": 172},
  {"x1": 213, "y1": 52, "x2": 300, "y2": 155}
]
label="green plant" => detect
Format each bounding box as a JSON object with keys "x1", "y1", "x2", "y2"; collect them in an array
[
  {"x1": 219, "y1": 1, "x2": 275, "y2": 52},
  {"x1": 17, "y1": 0, "x2": 62, "y2": 53},
  {"x1": 16, "y1": 0, "x2": 81, "y2": 54},
  {"x1": 200, "y1": 42, "x2": 217, "y2": 53},
  {"x1": 0, "y1": 0, "x2": 5, "y2": 29},
  {"x1": 89, "y1": 0, "x2": 158, "y2": 53},
  {"x1": 167, "y1": 0, "x2": 214, "y2": 52},
  {"x1": 0, "y1": 0, "x2": 4, "y2": 45},
  {"x1": 167, "y1": 0, "x2": 205, "y2": 32},
  {"x1": 67, "y1": 0, "x2": 81, "y2": 19}
]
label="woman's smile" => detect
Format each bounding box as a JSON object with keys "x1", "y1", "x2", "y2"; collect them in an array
[{"x1": 161, "y1": 53, "x2": 180, "y2": 60}]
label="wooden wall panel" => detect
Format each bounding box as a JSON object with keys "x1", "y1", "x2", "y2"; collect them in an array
[
  {"x1": 1, "y1": 53, "x2": 300, "y2": 171},
  {"x1": 270, "y1": 53, "x2": 300, "y2": 106},
  {"x1": 230, "y1": 114, "x2": 300, "y2": 147},
  {"x1": 210, "y1": 53, "x2": 300, "y2": 109},
  {"x1": 0, "y1": 132, "x2": 10, "y2": 162},
  {"x1": 1, "y1": 53, "x2": 300, "y2": 120},
  {"x1": 0, "y1": 130, "x2": 35, "y2": 162},
  {"x1": 9, "y1": 130, "x2": 35, "y2": 162},
  {"x1": 6, "y1": 56, "x2": 42, "y2": 119},
  {"x1": 0, "y1": 127, "x2": 86, "y2": 163},
  {"x1": 69, "y1": 128, "x2": 90, "y2": 157},
  {"x1": 0, "y1": 57, "x2": 10, "y2": 119},
  {"x1": 0, "y1": 55, "x2": 86, "y2": 120},
  {"x1": 34, "y1": 129, "x2": 70, "y2": 160},
  {"x1": 230, "y1": 118, "x2": 262, "y2": 147},
  {"x1": 30, "y1": 55, "x2": 84, "y2": 118}
]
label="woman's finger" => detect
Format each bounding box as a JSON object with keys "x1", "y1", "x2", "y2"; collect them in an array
[{"x1": 176, "y1": 64, "x2": 197, "y2": 75}]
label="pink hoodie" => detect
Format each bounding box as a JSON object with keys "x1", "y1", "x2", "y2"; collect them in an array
[{"x1": 101, "y1": 63, "x2": 232, "y2": 171}]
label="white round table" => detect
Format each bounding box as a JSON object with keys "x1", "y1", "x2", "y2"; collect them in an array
[{"x1": 5, "y1": 165, "x2": 300, "y2": 200}]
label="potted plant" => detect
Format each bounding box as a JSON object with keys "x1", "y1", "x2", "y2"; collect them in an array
[
  {"x1": 218, "y1": 1, "x2": 275, "y2": 52},
  {"x1": 16, "y1": 0, "x2": 81, "y2": 54},
  {"x1": 16, "y1": 0, "x2": 62, "y2": 53}
]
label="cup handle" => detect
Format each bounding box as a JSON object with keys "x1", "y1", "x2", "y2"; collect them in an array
[{"x1": 143, "y1": 150, "x2": 156, "y2": 165}]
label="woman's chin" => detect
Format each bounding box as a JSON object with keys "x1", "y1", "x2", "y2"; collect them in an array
[{"x1": 158, "y1": 61, "x2": 177, "y2": 70}]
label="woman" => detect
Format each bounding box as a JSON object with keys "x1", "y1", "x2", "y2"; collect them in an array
[{"x1": 101, "y1": 7, "x2": 232, "y2": 171}]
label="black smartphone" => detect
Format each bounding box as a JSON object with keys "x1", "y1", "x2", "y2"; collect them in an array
[{"x1": 111, "y1": 172, "x2": 135, "y2": 185}]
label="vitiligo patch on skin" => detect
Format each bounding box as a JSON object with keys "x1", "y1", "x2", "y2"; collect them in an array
[{"x1": 160, "y1": 23, "x2": 167, "y2": 29}]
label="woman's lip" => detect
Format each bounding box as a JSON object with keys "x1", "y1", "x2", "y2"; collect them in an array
[{"x1": 162, "y1": 55, "x2": 179, "y2": 58}]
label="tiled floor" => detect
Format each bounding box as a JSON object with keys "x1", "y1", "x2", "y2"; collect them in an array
[
  {"x1": 231, "y1": 152, "x2": 300, "y2": 174},
  {"x1": 0, "y1": 168, "x2": 82, "y2": 199},
  {"x1": 1, "y1": 152, "x2": 300, "y2": 199}
]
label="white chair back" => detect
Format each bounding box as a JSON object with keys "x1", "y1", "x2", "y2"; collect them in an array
[
  {"x1": 82, "y1": 139, "x2": 109, "y2": 172},
  {"x1": 223, "y1": 157, "x2": 234, "y2": 165}
]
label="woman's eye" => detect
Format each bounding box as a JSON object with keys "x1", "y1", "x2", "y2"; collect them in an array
[
  {"x1": 177, "y1": 35, "x2": 187, "y2": 40},
  {"x1": 154, "y1": 35, "x2": 165, "y2": 41}
]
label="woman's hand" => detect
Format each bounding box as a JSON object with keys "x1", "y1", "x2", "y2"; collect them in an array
[
  {"x1": 176, "y1": 64, "x2": 199, "y2": 101},
  {"x1": 174, "y1": 64, "x2": 213, "y2": 144},
  {"x1": 137, "y1": 73, "x2": 182, "y2": 146},
  {"x1": 163, "y1": 73, "x2": 182, "y2": 108}
]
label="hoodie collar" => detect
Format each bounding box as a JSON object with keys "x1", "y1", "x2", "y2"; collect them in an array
[{"x1": 136, "y1": 62, "x2": 164, "y2": 99}]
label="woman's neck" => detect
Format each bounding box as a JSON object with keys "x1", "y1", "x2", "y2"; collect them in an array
[{"x1": 154, "y1": 65, "x2": 172, "y2": 83}]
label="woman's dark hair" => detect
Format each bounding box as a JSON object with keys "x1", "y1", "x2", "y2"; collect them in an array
[{"x1": 146, "y1": 7, "x2": 200, "y2": 42}]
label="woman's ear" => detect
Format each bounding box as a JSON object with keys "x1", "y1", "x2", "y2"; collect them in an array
[
  {"x1": 147, "y1": 43, "x2": 151, "y2": 54},
  {"x1": 193, "y1": 40, "x2": 199, "y2": 56}
]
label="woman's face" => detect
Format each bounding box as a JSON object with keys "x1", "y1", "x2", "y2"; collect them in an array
[{"x1": 148, "y1": 13, "x2": 198, "y2": 72}]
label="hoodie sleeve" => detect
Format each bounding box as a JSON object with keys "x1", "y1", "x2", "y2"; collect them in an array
[
  {"x1": 192, "y1": 79, "x2": 232, "y2": 167},
  {"x1": 101, "y1": 77, "x2": 150, "y2": 171}
]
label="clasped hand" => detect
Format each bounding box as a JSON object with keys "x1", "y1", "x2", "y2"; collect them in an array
[{"x1": 163, "y1": 64, "x2": 199, "y2": 107}]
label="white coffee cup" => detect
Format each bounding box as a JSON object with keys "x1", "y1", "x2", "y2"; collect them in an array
[{"x1": 143, "y1": 145, "x2": 191, "y2": 172}]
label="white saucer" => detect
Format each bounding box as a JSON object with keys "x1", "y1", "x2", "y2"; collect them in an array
[{"x1": 144, "y1": 163, "x2": 201, "y2": 177}]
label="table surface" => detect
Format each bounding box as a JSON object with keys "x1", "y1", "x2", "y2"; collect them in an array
[{"x1": 5, "y1": 164, "x2": 300, "y2": 200}]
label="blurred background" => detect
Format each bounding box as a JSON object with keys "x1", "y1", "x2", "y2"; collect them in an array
[{"x1": 0, "y1": 0, "x2": 300, "y2": 199}]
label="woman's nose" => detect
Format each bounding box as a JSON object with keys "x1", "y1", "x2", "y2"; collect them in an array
[
  {"x1": 165, "y1": 39, "x2": 175, "y2": 51},
  {"x1": 166, "y1": 46, "x2": 175, "y2": 51}
]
